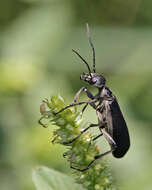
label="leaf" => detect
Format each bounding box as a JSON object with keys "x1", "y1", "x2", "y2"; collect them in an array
[{"x1": 32, "y1": 166, "x2": 84, "y2": 190}]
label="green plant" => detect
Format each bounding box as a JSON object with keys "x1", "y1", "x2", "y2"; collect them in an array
[{"x1": 37, "y1": 95, "x2": 117, "y2": 190}]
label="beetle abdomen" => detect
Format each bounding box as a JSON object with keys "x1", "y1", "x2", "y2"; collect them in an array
[{"x1": 110, "y1": 99, "x2": 130, "y2": 158}]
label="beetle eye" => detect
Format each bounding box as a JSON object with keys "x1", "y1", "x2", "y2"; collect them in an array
[{"x1": 92, "y1": 78, "x2": 97, "y2": 83}]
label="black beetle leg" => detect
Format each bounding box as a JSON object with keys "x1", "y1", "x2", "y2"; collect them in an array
[
  {"x1": 79, "y1": 103, "x2": 89, "y2": 116},
  {"x1": 70, "y1": 159, "x2": 95, "y2": 172},
  {"x1": 92, "y1": 133, "x2": 103, "y2": 141},
  {"x1": 62, "y1": 123, "x2": 99, "y2": 145},
  {"x1": 54, "y1": 99, "x2": 98, "y2": 115},
  {"x1": 70, "y1": 147, "x2": 115, "y2": 172},
  {"x1": 38, "y1": 116, "x2": 48, "y2": 128},
  {"x1": 70, "y1": 129, "x2": 117, "y2": 172}
]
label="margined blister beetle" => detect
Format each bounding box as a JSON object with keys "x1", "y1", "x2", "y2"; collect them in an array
[{"x1": 55, "y1": 24, "x2": 130, "y2": 172}]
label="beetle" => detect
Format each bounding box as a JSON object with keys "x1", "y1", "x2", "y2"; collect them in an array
[{"x1": 55, "y1": 24, "x2": 130, "y2": 172}]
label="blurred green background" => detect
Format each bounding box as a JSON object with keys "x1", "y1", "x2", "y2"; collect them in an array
[{"x1": 0, "y1": 0, "x2": 152, "y2": 190}]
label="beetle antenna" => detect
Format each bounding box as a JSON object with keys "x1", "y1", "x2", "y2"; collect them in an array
[
  {"x1": 86, "y1": 23, "x2": 96, "y2": 73},
  {"x1": 72, "y1": 49, "x2": 92, "y2": 74}
]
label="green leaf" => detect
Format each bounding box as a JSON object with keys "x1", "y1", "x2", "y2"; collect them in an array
[{"x1": 32, "y1": 166, "x2": 84, "y2": 190}]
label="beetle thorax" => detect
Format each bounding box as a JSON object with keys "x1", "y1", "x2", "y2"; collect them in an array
[{"x1": 100, "y1": 86, "x2": 113, "y2": 99}]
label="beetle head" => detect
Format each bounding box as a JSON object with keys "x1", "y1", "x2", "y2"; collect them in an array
[
  {"x1": 73, "y1": 24, "x2": 106, "y2": 89},
  {"x1": 80, "y1": 72, "x2": 106, "y2": 88}
]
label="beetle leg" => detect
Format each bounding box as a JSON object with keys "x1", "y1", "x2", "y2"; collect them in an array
[
  {"x1": 70, "y1": 160, "x2": 95, "y2": 172},
  {"x1": 79, "y1": 103, "x2": 88, "y2": 115},
  {"x1": 74, "y1": 103, "x2": 89, "y2": 122},
  {"x1": 51, "y1": 135, "x2": 59, "y2": 143},
  {"x1": 38, "y1": 116, "x2": 48, "y2": 128},
  {"x1": 92, "y1": 133, "x2": 103, "y2": 141},
  {"x1": 92, "y1": 125, "x2": 105, "y2": 141},
  {"x1": 73, "y1": 87, "x2": 94, "y2": 103},
  {"x1": 70, "y1": 129, "x2": 117, "y2": 172},
  {"x1": 70, "y1": 147, "x2": 115, "y2": 172},
  {"x1": 101, "y1": 128, "x2": 116, "y2": 147},
  {"x1": 72, "y1": 87, "x2": 97, "y2": 115},
  {"x1": 63, "y1": 123, "x2": 99, "y2": 145},
  {"x1": 54, "y1": 99, "x2": 98, "y2": 115}
]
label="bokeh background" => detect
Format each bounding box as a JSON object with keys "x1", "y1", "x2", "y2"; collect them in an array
[{"x1": 0, "y1": 0, "x2": 152, "y2": 190}]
